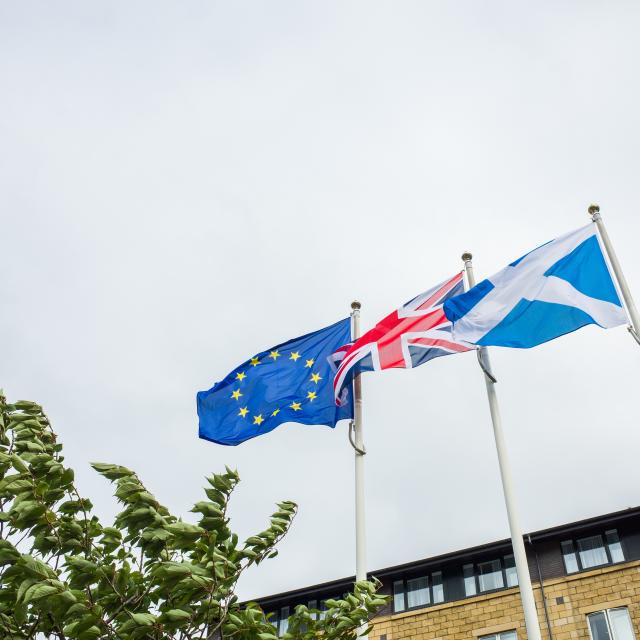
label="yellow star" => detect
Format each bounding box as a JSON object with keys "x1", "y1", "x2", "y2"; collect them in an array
[
  {"x1": 235, "y1": 371, "x2": 246, "y2": 382},
  {"x1": 253, "y1": 414, "x2": 264, "y2": 425},
  {"x1": 250, "y1": 357, "x2": 260, "y2": 367},
  {"x1": 271, "y1": 408, "x2": 280, "y2": 417},
  {"x1": 305, "y1": 359, "x2": 315, "y2": 368},
  {"x1": 289, "y1": 351, "x2": 301, "y2": 362},
  {"x1": 306, "y1": 391, "x2": 317, "y2": 402},
  {"x1": 310, "y1": 372, "x2": 322, "y2": 384},
  {"x1": 269, "y1": 350, "x2": 281, "y2": 360},
  {"x1": 290, "y1": 401, "x2": 302, "y2": 411},
  {"x1": 231, "y1": 389, "x2": 242, "y2": 400},
  {"x1": 238, "y1": 406, "x2": 249, "y2": 418}
]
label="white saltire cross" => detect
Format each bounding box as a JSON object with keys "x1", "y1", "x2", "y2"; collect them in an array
[{"x1": 453, "y1": 224, "x2": 627, "y2": 344}]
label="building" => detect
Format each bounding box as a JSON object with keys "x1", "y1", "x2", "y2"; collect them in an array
[{"x1": 256, "y1": 506, "x2": 640, "y2": 640}]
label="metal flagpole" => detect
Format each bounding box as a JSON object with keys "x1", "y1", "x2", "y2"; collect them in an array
[
  {"x1": 350, "y1": 300, "x2": 367, "y2": 584},
  {"x1": 461, "y1": 253, "x2": 542, "y2": 640},
  {"x1": 589, "y1": 204, "x2": 640, "y2": 346}
]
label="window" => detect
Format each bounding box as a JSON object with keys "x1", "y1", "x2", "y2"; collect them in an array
[
  {"x1": 307, "y1": 600, "x2": 318, "y2": 621},
  {"x1": 578, "y1": 536, "x2": 609, "y2": 568},
  {"x1": 407, "y1": 576, "x2": 429, "y2": 608},
  {"x1": 432, "y1": 571, "x2": 444, "y2": 604},
  {"x1": 504, "y1": 554, "x2": 518, "y2": 587},
  {"x1": 588, "y1": 608, "x2": 635, "y2": 640},
  {"x1": 561, "y1": 529, "x2": 625, "y2": 574},
  {"x1": 268, "y1": 611, "x2": 278, "y2": 631},
  {"x1": 561, "y1": 541, "x2": 580, "y2": 573},
  {"x1": 278, "y1": 606, "x2": 290, "y2": 636},
  {"x1": 393, "y1": 572, "x2": 445, "y2": 612},
  {"x1": 393, "y1": 581, "x2": 405, "y2": 612},
  {"x1": 463, "y1": 564, "x2": 476, "y2": 596},
  {"x1": 268, "y1": 598, "x2": 338, "y2": 636},
  {"x1": 464, "y1": 555, "x2": 518, "y2": 596},
  {"x1": 606, "y1": 530, "x2": 625, "y2": 563},
  {"x1": 478, "y1": 559, "x2": 504, "y2": 592},
  {"x1": 318, "y1": 595, "x2": 340, "y2": 621},
  {"x1": 480, "y1": 631, "x2": 517, "y2": 640}
]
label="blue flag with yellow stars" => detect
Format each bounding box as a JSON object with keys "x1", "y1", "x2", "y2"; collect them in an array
[{"x1": 197, "y1": 318, "x2": 354, "y2": 446}]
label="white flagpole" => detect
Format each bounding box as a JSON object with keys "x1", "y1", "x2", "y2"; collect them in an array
[
  {"x1": 461, "y1": 253, "x2": 542, "y2": 640},
  {"x1": 589, "y1": 204, "x2": 640, "y2": 345},
  {"x1": 350, "y1": 300, "x2": 367, "y2": 584}
]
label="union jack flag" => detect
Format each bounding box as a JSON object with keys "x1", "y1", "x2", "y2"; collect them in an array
[{"x1": 333, "y1": 273, "x2": 472, "y2": 404}]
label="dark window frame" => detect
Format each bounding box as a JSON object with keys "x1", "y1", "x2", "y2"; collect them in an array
[
  {"x1": 561, "y1": 528, "x2": 626, "y2": 575},
  {"x1": 392, "y1": 571, "x2": 445, "y2": 613},
  {"x1": 463, "y1": 554, "x2": 518, "y2": 597}
]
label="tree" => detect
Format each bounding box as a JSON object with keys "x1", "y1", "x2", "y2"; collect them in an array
[{"x1": 0, "y1": 392, "x2": 385, "y2": 639}]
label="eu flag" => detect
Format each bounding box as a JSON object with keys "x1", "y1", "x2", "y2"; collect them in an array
[{"x1": 197, "y1": 318, "x2": 354, "y2": 446}]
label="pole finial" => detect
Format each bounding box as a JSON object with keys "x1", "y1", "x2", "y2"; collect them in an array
[
  {"x1": 461, "y1": 252, "x2": 473, "y2": 262},
  {"x1": 351, "y1": 300, "x2": 361, "y2": 311},
  {"x1": 588, "y1": 204, "x2": 600, "y2": 217}
]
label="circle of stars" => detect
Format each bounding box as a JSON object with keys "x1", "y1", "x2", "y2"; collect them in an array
[{"x1": 228, "y1": 349, "x2": 326, "y2": 429}]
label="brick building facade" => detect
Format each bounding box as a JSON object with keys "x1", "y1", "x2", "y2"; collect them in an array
[{"x1": 256, "y1": 507, "x2": 640, "y2": 640}]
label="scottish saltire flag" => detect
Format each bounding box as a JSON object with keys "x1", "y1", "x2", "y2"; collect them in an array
[
  {"x1": 443, "y1": 224, "x2": 627, "y2": 348},
  {"x1": 198, "y1": 319, "x2": 354, "y2": 446},
  {"x1": 333, "y1": 273, "x2": 472, "y2": 404}
]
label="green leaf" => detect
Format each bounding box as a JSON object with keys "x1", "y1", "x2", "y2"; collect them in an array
[
  {"x1": 19, "y1": 554, "x2": 57, "y2": 579},
  {"x1": 75, "y1": 614, "x2": 100, "y2": 634},
  {"x1": 66, "y1": 603, "x2": 88, "y2": 617},
  {"x1": 191, "y1": 500, "x2": 223, "y2": 516},
  {"x1": 62, "y1": 621, "x2": 79, "y2": 636},
  {"x1": 66, "y1": 556, "x2": 97, "y2": 573},
  {"x1": 130, "y1": 612, "x2": 157, "y2": 626},
  {"x1": 77, "y1": 626, "x2": 101, "y2": 640},
  {"x1": 10, "y1": 455, "x2": 29, "y2": 473},
  {"x1": 16, "y1": 578, "x2": 37, "y2": 603},
  {"x1": 90, "y1": 462, "x2": 134, "y2": 480},
  {"x1": 229, "y1": 613, "x2": 244, "y2": 626},
  {"x1": 59, "y1": 499, "x2": 92, "y2": 515},
  {"x1": 164, "y1": 563, "x2": 192, "y2": 577},
  {"x1": 23, "y1": 580, "x2": 64, "y2": 602},
  {"x1": 162, "y1": 609, "x2": 191, "y2": 622}
]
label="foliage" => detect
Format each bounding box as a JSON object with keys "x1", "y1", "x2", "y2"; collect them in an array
[{"x1": 0, "y1": 392, "x2": 386, "y2": 639}]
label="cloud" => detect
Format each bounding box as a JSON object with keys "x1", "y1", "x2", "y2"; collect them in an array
[{"x1": 1, "y1": 0, "x2": 639, "y2": 600}]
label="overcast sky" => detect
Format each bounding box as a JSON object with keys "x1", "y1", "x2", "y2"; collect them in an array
[{"x1": 2, "y1": 1, "x2": 640, "y2": 601}]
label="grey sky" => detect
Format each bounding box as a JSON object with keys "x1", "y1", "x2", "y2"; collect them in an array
[{"x1": 2, "y1": 1, "x2": 640, "y2": 601}]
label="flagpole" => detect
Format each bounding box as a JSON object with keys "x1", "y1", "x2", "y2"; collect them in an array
[
  {"x1": 350, "y1": 300, "x2": 367, "y2": 585},
  {"x1": 461, "y1": 253, "x2": 542, "y2": 640},
  {"x1": 589, "y1": 204, "x2": 640, "y2": 345}
]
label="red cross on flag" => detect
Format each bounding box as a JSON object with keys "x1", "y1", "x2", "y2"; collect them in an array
[{"x1": 333, "y1": 273, "x2": 472, "y2": 405}]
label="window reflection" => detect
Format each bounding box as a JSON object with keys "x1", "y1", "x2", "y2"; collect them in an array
[
  {"x1": 463, "y1": 564, "x2": 476, "y2": 596},
  {"x1": 504, "y1": 554, "x2": 518, "y2": 587},
  {"x1": 588, "y1": 608, "x2": 636, "y2": 640},
  {"x1": 478, "y1": 559, "x2": 504, "y2": 592},
  {"x1": 432, "y1": 571, "x2": 444, "y2": 604},
  {"x1": 562, "y1": 529, "x2": 625, "y2": 574},
  {"x1": 578, "y1": 535, "x2": 608, "y2": 569},
  {"x1": 407, "y1": 577, "x2": 430, "y2": 608}
]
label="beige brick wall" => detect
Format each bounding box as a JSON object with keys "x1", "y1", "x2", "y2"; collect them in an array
[{"x1": 371, "y1": 560, "x2": 640, "y2": 640}]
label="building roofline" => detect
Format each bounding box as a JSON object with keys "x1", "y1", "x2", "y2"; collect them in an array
[{"x1": 252, "y1": 505, "x2": 640, "y2": 607}]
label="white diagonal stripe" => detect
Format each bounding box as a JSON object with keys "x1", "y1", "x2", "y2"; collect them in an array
[
  {"x1": 537, "y1": 276, "x2": 626, "y2": 328},
  {"x1": 452, "y1": 224, "x2": 624, "y2": 343}
]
